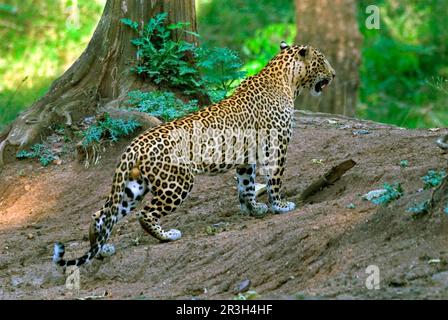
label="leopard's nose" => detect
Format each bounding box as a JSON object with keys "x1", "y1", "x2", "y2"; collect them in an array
[{"x1": 332, "y1": 72, "x2": 336, "y2": 79}]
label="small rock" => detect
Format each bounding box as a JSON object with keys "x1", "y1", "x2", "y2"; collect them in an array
[
  {"x1": 432, "y1": 272, "x2": 448, "y2": 286},
  {"x1": 352, "y1": 129, "x2": 371, "y2": 136},
  {"x1": 362, "y1": 189, "x2": 387, "y2": 201},
  {"x1": 27, "y1": 233, "x2": 34, "y2": 240},
  {"x1": 211, "y1": 222, "x2": 227, "y2": 229},
  {"x1": 24, "y1": 185, "x2": 31, "y2": 191},
  {"x1": 346, "y1": 203, "x2": 356, "y2": 209},
  {"x1": 235, "y1": 279, "x2": 251, "y2": 293}
]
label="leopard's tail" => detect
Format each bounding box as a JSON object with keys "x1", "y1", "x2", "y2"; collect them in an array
[
  {"x1": 53, "y1": 240, "x2": 103, "y2": 268},
  {"x1": 53, "y1": 156, "x2": 139, "y2": 268}
]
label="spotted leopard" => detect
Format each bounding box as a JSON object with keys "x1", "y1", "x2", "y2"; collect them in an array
[{"x1": 53, "y1": 42, "x2": 335, "y2": 268}]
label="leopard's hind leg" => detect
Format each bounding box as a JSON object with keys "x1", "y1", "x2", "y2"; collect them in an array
[
  {"x1": 89, "y1": 176, "x2": 149, "y2": 254},
  {"x1": 138, "y1": 164, "x2": 193, "y2": 242}
]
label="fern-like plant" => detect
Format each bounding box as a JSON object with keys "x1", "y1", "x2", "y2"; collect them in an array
[
  {"x1": 127, "y1": 90, "x2": 198, "y2": 121},
  {"x1": 196, "y1": 47, "x2": 246, "y2": 102},
  {"x1": 121, "y1": 13, "x2": 245, "y2": 102},
  {"x1": 81, "y1": 113, "x2": 141, "y2": 147},
  {"x1": 121, "y1": 13, "x2": 200, "y2": 89},
  {"x1": 16, "y1": 143, "x2": 56, "y2": 166},
  {"x1": 422, "y1": 169, "x2": 446, "y2": 189}
]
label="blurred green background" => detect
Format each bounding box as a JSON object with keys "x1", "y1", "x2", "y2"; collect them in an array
[{"x1": 0, "y1": 0, "x2": 447, "y2": 131}]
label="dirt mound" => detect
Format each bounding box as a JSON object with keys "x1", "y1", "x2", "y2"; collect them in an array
[{"x1": 0, "y1": 113, "x2": 447, "y2": 299}]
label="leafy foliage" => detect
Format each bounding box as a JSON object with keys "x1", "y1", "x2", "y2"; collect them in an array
[
  {"x1": 399, "y1": 160, "x2": 409, "y2": 168},
  {"x1": 197, "y1": 0, "x2": 295, "y2": 56},
  {"x1": 357, "y1": 0, "x2": 448, "y2": 128},
  {"x1": 233, "y1": 290, "x2": 259, "y2": 300},
  {"x1": 0, "y1": 0, "x2": 103, "y2": 130},
  {"x1": 422, "y1": 169, "x2": 447, "y2": 189},
  {"x1": 127, "y1": 90, "x2": 198, "y2": 122},
  {"x1": 407, "y1": 199, "x2": 431, "y2": 217},
  {"x1": 241, "y1": 23, "x2": 296, "y2": 75},
  {"x1": 16, "y1": 143, "x2": 56, "y2": 166},
  {"x1": 81, "y1": 113, "x2": 141, "y2": 147},
  {"x1": 369, "y1": 183, "x2": 403, "y2": 206},
  {"x1": 121, "y1": 13, "x2": 199, "y2": 88},
  {"x1": 121, "y1": 13, "x2": 245, "y2": 102},
  {"x1": 196, "y1": 47, "x2": 246, "y2": 101}
]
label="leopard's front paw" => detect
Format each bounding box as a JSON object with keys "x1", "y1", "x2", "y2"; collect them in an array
[{"x1": 270, "y1": 201, "x2": 296, "y2": 214}]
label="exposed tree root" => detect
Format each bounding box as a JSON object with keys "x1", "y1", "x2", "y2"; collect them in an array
[
  {"x1": 287, "y1": 159, "x2": 356, "y2": 204},
  {"x1": 76, "y1": 107, "x2": 162, "y2": 168}
]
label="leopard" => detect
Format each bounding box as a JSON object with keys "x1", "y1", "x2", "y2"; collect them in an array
[{"x1": 53, "y1": 41, "x2": 336, "y2": 268}]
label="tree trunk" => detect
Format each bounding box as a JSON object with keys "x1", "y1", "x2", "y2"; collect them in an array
[
  {"x1": 294, "y1": 0, "x2": 362, "y2": 116},
  {"x1": 0, "y1": 0, "x2": 198, "y2": 165}
]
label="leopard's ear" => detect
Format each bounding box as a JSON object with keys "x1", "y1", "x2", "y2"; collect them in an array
[
  {"x1": 298, "y1": 46, "x2": 309, "y2": 58},
  {"x1": 280, "y1": 41, "x2": 289, "y2": 51}
]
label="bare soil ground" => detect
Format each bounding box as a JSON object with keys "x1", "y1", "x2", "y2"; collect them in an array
[{"x1": 1, "y1": 113, "x2": 447, "y2": 300}]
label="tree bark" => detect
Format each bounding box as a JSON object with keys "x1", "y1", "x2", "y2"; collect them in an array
[
  {"x1": 0, "y1": 0, "x2": 198, "y2": 165},
  {"x1": 294, "y1": 0, "x2": 362, "y2": 116}
]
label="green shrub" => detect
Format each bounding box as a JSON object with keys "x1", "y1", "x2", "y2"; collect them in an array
[
  {"x1": 367, "y1": 183, "x2": 403, "y2": 206},
  {"x1": 242, "y1": 23, "x2": 296, "y2": 75},
  {"x1": 196, "y1": 47, "x2": 246, "y2": 102},
  {"x1": 422, "y1": 169, "x2": 446, "y2": 189},
  {"x1": 16, "y1": 143, "x2": 56, "y2": 166},
  {"x1": 357, "y1": 0, "x2": 448, "y2": 128},
  {"x1": 121, "y1": 13, "x2": 245, "y2": 102},
  {"x1": 81, "y1": 113, "x2": 140, "y2": 147},
  {"x1": 127, "y1": 90, "x2": 198, "y2": 121},
  {"x1": 407, "y1": 199, "x2": 431, "y2": 217},
  {"x1": 399, "y1": 160, "x2": 409, "y2": 168},
  {"x1": 121, "y1": 13, "x2": 199, "y2": 88}
]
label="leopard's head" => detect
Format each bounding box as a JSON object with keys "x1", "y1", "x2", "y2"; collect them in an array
[{"x1": 279, "y1": 41, "x2": 336, "y2": 97}]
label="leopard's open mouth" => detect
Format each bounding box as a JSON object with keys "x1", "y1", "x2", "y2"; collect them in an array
[{"x1": 315, "y1": 78, "x2": 330, "y2": 93}]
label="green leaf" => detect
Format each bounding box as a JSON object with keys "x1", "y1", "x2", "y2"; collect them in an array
[{"x1": 120, "y1": 18, "x2": 138, "y2": 31}]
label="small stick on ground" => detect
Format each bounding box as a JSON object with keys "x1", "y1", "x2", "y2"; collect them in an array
[{"x1": 288, "y1": 159, "x2": 356, "y2": 204}]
